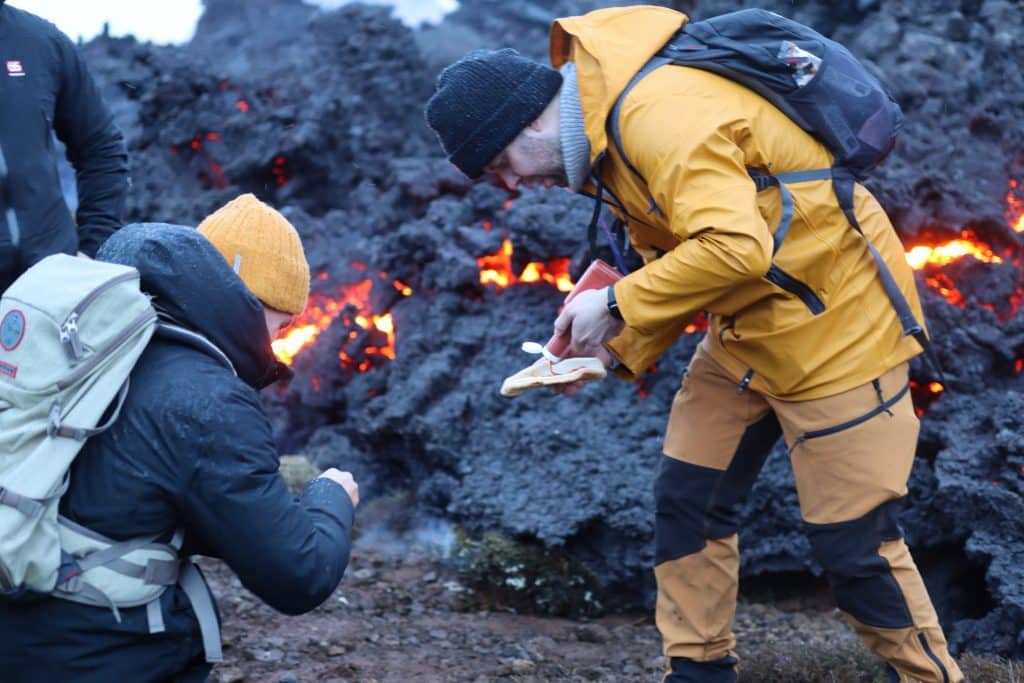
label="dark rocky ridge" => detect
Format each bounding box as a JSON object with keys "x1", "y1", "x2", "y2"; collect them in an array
[{"x1": 78, "y1": 0, "x2": 1024, "y2": 658}]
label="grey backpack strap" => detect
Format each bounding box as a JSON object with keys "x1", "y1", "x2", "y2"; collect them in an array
[
  {"x1": 179, "y1": 561, "x2": 223, "y2": 663},
  {"x1": 70, "y1": 534, "x2": 164, "y2": 576},
  {"x1": 67, "y1": 580, "x2": 124, "y2": 623},
  {"x1": 146, "y1": 598, "x2": 166, "y2": 634},
  {"x1": 0, "y1": 487, "x2": 43, "y2": 517},
  {"x1": 608, "y1": 55, "x2": 673, "y2": 187},
  {"x1": 155, "y1": 323, "x2": 236, "y2": 376},
  {"x1": 0, "y1": 473, "x2": 69, "y2": 520},
  {"x1": 748, "y1": 168, "x2": 833, "y2": 254},
  {"x1": 144, "y1": 528, "x2": 184, "y2": 636},
  {"x1": 48, "y1": 380, "x2": 131, "y2": 441},
  {"x1": 830, "y1": 168, "x2": 944, "y2": 383}
]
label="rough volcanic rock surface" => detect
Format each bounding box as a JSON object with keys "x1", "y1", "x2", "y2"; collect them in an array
[{"x1": 78, "y1": 0, "x2": 1024, "y2": 658}]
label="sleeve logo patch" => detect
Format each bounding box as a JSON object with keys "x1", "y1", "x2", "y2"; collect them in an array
[
  {"x1": 1, "y1": 310, "x2": 26, "y2": 351},
  {"x1": 0, "y1": 360, "x2": 16, "y2": 379}
]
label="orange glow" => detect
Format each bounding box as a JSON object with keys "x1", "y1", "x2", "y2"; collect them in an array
[
  {"x1": 272, "y1": 270, "x2": 411, "y2": 366},
  {"x1": 905, "y1": 235, "x2": 1003, "y2": 269},
  {"x1": 363, "y1": 314, "x2": 396, "y2": 360},
  {"x1": 271, "y1": 156, "x2": 289, "y2": 187},
  {"x1": 477, "y1": 238, "x2": 574, "y2": 293},
  {"x1": 236, "y1": 99, "x2": 249, "y2": 113},
  {"x1": 905, "y1": 232, "x2": 1009, "y2": 309},
  {"x1": 272, "y1": 325, "x2": 319, "y2": 364},
  {"x1": 1008, "y1": 178, "x2": 1024, "y2": 232},
  {"x1": 909, "y1": 379, "x2": 944, "y2": 417},
  {"x1": 923, "y1": 272, "x2": 966, "y2": 307},
  {"x1": 684, "y1": 312, "x2": 709, "y2": 335}
]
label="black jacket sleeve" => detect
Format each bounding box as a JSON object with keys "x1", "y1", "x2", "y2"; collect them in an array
[
  {"x1": 51, "y1": 31, "x2": 128, "y2": 256},
  {"x1": 177, "y1": 381, "x2": 354, "y2": 615}
]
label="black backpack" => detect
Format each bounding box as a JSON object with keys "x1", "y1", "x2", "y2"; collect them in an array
[{"x1": 591, "y1": 8, "x2": 940, "y2": 379}]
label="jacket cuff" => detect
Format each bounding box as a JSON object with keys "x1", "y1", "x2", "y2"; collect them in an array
[
  {"x1": 605, "y1": 339, "x2": 638, "y2": 381},
  {"x1": 301, "y1": 477, "x2": 355, "y2": 531}
]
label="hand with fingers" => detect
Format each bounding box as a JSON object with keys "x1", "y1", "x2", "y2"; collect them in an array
[
  {"x1": 317, "y1": 468, "x2": 360, "y2": 508},
  {"x1": 553, "y1": 287, "x2": 625, "y2": 356},
  {"x1": 549, "y1": 286, "x2": 625, "y2": 396},
  {"x1": 549, "y1": 344, "x2": 616, "y2": 396}
]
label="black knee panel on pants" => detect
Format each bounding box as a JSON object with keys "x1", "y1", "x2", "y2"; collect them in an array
[
  {"x1": 654, "y1": 414, "x2": 780, "y2": 565},
  {"x1": 804, "y1": 499, "x2": 914, "y2": 629},
  {"x1": 654, "y1": 457, "x2": 722, "y2": 564}
]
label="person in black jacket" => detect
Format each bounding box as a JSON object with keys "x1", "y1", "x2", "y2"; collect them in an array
[
  {"x1": 0, "y1": 194, "x2": 358, "y2": 682},
  {"x1": 0, "y1": 0, "x2": 128, "y2": 291}
]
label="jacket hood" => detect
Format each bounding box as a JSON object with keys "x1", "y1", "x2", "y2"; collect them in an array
[
  {"x1": 97, "y1": 222, "x2": 289, "y2": 389},
  {"x1": 549, "y1": 5, "x2": 687, "y2": 164}
]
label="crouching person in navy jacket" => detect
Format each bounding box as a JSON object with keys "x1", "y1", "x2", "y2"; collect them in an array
[{"x1": 0, "y1": 193, "x2": 358, "y2": 682}]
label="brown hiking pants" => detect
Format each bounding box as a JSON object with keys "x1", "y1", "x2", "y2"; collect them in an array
[{"x1": 655, "y1": 346, "x2": 962, "y2": 682}]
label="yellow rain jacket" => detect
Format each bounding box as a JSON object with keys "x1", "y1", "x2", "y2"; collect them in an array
[{"x1": 550, "y1": 6, "x2": 926, "y2": 400}]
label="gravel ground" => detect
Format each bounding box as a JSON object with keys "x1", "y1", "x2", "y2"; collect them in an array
[{"x1": 200, "y1": 478, "x2": 1020, "y2": 683}]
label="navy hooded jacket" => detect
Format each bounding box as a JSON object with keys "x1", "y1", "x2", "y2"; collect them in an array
[
  {"x1": 0, "y1": 1, "x2": 128, "y2": 290},
  {"x1": 0, "y1": 224, "x2": 354, "y2": 682}
]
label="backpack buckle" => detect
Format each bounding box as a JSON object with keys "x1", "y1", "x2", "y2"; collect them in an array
[
  {"x1": 747, "y1": 171, "x2": 777, "y2": 192},
  {"x1": 56, "y1": 551, "x2": 84, "y2": 590}
]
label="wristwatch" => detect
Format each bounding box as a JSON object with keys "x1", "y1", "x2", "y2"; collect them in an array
[{"x1": 607, "y1": 285, "x2": 623, "y2": 321}]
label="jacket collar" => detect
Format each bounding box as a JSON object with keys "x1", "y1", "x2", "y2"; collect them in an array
[{"x1": 549, "y1": 6, "x2": 686, "y2": 166}]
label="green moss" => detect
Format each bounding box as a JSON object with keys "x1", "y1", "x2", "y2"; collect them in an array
[
  {"x1": 451, "y1": 531, "x2": 604, "y2": 618},
  {"x1": 278, "y1": 454, "x2": 320, "y2": 494}
]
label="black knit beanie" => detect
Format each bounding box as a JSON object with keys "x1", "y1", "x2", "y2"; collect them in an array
[{"x1": 425, "y1": 48, "x2": 563, "y2": 179}]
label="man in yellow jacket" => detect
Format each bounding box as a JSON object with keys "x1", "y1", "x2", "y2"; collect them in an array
[{"x1": 426, "y1": 6, "x2": 961, "y2": 682}]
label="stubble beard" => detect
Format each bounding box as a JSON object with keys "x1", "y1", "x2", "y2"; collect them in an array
[{"x1": 521, "y1": 133, "x2": 568, "y2": 187}]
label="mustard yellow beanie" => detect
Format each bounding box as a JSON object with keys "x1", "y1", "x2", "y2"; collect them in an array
[{"x1": 197, "y1": 193, "x2": 310, "y2": 314}]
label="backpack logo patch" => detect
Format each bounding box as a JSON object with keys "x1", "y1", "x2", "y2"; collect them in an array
[
  {"x1": 0, "y1": 360, "x2": 15, "y2": 379},
  {"x1": 0, "y1": 310, "x2": 25, "y2": 350},
  {"x1": 5, "y1": 60, "x2": 25, "y2": 77}
]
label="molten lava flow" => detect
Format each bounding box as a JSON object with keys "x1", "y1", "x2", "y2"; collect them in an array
[
  {"x1": 905, "y1": 234, "x2": 1003, "y2": 270},
  {"x1": 1008, "y1": 178, "x2": 1024, "y2": 232},
  {"x1": 922, "y1": 272, "x2": 966, "y2": 307},
  {"x1": 272, "y1": 325, "x2": 319, "y2": 364},
  {"x1": 272, "y1": 271, "x2": 411, "y2": 366},
  {"x1": 477, "y1": 238, "x2": 574, "y2": 293},
  {"x1": 905, "y1": 231, "x2": 1009, "y2": 308}
]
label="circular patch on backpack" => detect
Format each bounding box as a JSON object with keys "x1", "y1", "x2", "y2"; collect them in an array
[{"x1": 0, "y1": 310, "x2": 25, "y2": 351}]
